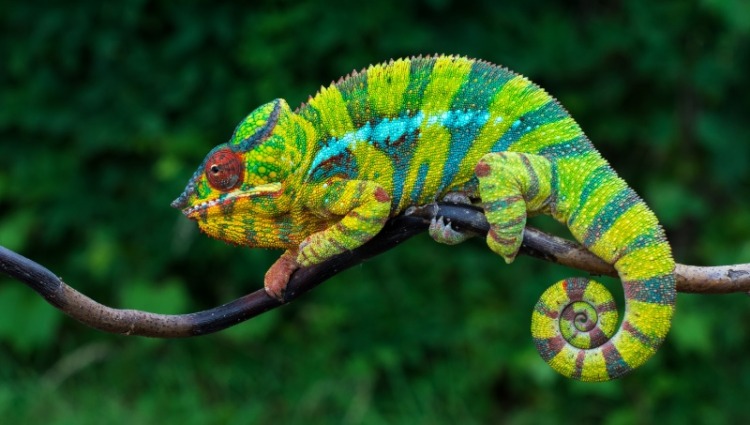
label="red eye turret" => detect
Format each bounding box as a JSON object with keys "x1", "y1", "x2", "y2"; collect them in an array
[{"x1": 204, "y1": 148, "x2": 244, "y2": 191}]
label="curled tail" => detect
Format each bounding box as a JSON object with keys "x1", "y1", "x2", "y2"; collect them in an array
[
  {"x1": 532, "y1": 164, "x2": 676, "y2": 381},
  {"x1": 477, "y1": 151, "x2": 676, "y2": 381}
]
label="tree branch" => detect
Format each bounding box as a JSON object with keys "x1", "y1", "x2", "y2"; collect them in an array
[{"x1": 1, "y1": 203, "x2": 748, "y2": 338}]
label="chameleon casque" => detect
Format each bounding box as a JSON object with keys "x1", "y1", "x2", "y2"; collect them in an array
[{"x1": 172, "y1": 55, "x2": 675, "y2": 382}]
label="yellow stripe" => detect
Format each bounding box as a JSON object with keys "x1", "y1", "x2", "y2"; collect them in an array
[
  {"x1": 613, "y1": 328, "x2": 657, "y2": 369},
  {"x1": 548, "y1": 345, "x2": 577, "y2": 377},
  {"x1": 582, "y1": 279, "x2": 605, "y2": 301},
  {"x1": 582, "y1": 282, "x2": 617, "y2": 335},
  {"x1": 573, "y1": 333, "x2": 591, "y2": 348},
  {"x1": 580, "y1": 350, "x2": 608, "y2": 381},
  {"x1": 395, "y1": 57, "x2": 473, "y2": 210},
  {"x1": 549, "y1": 152, "x2": 604, "y2": 222},
  {"x1": 587, "y1": 203, "x2": 657, "y2": 262},
  {"x1": 488, "y1": 75, "x2": 550, "y2": 118},
  {"x1": 420, "y1": 56, "x2": 473, "y2": 113},
  {"x1": 597, "y1": 310, "x2": 619, "y2": 336},
  {"x1": 350, "y1": 140, "x2": 394, "y2": 195},
  {"x1": 398, "y1": 124, "x2": 452, "y2": 210},
  {"x1": 508, "y1": 117, "x2": 581, "y2": 152},
  {"x1": 616, "y1": 243, "x2": 674, "y2": 280},
  {"x1": 367, "y1": 58, "x2": 411, "y2": 117},
  {"x1": 531, "y1": 311, "x2": 559, "y2": 339},
  {"x1": 626, "y1": 300, "x2": 674, "y2": 339},
  {"x1": 307, "y1": 85, "x2": 355, "y2": 138},
  {"x1": 568, "y1": 176, "x2": 628, "y2": 234}
]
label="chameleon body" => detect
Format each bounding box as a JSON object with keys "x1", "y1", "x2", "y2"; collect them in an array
[{"x1": 172, "y1": 55, "x2": 675, "y2": 381}]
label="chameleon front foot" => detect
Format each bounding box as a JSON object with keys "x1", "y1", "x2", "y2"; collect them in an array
[
  {"x1": 264, "y1": 250, "x2": 301, "y2": 301},
  {"x1": 296, "y1": 232, "x2": 350, "y2": 267}
]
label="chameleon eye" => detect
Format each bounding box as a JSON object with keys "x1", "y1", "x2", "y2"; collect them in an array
[{"x1": 204, "y1": 148, "x2": 243, "y2": 191}]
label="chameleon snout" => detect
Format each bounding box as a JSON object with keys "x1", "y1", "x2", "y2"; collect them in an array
[{"x1": 171, "y1": 197, "x2": 187, "y2": 210}]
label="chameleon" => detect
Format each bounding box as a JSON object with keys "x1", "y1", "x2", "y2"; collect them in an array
[{"x1": 172, "y1": 55, "x2": 675, "y2": 381}]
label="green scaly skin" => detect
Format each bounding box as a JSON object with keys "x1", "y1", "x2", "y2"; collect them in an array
[{"x1": 172, "y1": 55, "x2": 676, "y2": 381}]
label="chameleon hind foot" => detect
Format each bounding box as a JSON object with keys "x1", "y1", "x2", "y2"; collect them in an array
[
  {"x1": 429, "y1": 216, "x2": 474, "y2": 245},
  {"x1": 475, "y1": 152, "x2": 554, "y2": 263}
]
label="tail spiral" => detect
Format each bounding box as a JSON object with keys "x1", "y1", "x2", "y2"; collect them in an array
[
  {"x1": 532, "y1": 278, "x2": 619, "y2": 380},
  {"x1": 531, "y1": 271, "x2": 674, "y2": 381}
]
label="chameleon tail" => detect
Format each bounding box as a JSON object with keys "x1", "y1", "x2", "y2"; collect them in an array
[{"x1": 531, "y1": 166, "x2": 676, "y2": 381}]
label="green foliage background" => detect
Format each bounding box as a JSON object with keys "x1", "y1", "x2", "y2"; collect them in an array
[{"x1": 1, "y1": 1, "x2": 749, "y2": 423}]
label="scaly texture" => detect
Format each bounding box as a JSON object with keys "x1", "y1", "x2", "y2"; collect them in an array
[{"x1": 172, "y1": 55, "x2": 676, "y2": 381}]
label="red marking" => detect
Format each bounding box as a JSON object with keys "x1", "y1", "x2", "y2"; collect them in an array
[
  {"x1": 597, "y1": 300, "x2": 617, "y2": 313},
  {"x1": 205, "y1": 148, "x2": 244, "y2": 191},
  {"x1": 575, "y1": 351, "x2": 586, "y2": 370},
  {"x1": 474, "y1": 161, "x2": 491, "y2": 177},
  {"x1": 547, "y1": 335, "x2": 565, "y2": 354},
  {"x1": 488, "y1": 228, "x2": 516, "y2": 245},
  {"x1": 538, "y1": 304, "x2": 559, "y2": 319},
  {"x1": 589, "y1": 327, "x2": 608, "y2": 347},
  {"x1": 562, "y1": 279, "x2": 568, "y2": 291},
  {"x1": 560, "y1": 306, "x2": 577, "y2": 322},
  {"x1": 374, "y1": 187, "x2": 390, "y2": 203},
  {"x1": 319, "y1": 152, "x2": 354, "y2": 172},
  {"x1": 601, "y1": 342, "x2": 616, "y2": 357}
]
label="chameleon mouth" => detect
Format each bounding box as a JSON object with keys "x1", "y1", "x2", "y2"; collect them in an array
[
  {"x1": 179, "y1": 182, "x2": 284, "y2": 219},
  {"x1": 181, "y1": 198, "x2": 224, "y2": 219}
]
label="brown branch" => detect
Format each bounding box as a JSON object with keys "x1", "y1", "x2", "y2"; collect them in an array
[
  {"x1": 0, "y1": 203, "x2": 748, "y2": 338},
  {"x1": 406, "y1": 204, "x2": 750, "y2": 294}
]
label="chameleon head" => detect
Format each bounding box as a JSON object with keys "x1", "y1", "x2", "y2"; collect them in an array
[{"x1": 171, "y1": 99, "x2": 305, "y2": 248}]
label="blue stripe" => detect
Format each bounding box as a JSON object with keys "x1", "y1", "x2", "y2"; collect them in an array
[
  {"x1": 534, "y1": 337, "x2": 564, "y2": 362},
  {"x1": 625, "y1": 276, "x2": 676, "y2": 304},
  {"x1": 307, "y1": 109, "x2": 493, "y2": 186},
  {"x1": 441, "y1": 110, "x2": 491, "y2": 190},
  {"x1": 451, "y1": 61, "x2": 515, "y2": 111},
  {"x1": 603, "y1": 344, "x2": 629, "y2": 378},
  {"x1": 233, "y1": 100, "x2": 282, "y2": 151},
  {"x1": 537, "y1": 136, "x2": 595, "y2": 159},
  {"x1": 402, "y1": 57, "x2": 436, "y2": 113},
  {"x1": 567, "y1": 164, "x2": 613, "y2": 226},
  {"x1": 374, "y1": 113, "x2": 424, "y2": 208},
  {"x1": 409, "y1": 162, "x2": 430, "y2": 204},
  {"x1": 307, "y1": 112, "x2": 425, "y2": 177},
  {"x1": 582, "y1": 188, "x2": 641, "y2": 247},
  {"x1": 309, "y1": 151, "x2": 358, "y2": 181},
  {"x1": 339, "y1": 71, "x2": 370, "y2": 126},
  {"x1": 491, "y1": 100, "x2": 566, "y2": 152},
  {"x1": 619, "y1": 230, "x2": 662, "y2": 259}
]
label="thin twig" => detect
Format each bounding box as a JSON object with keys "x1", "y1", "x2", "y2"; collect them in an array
[{"x1": 0, "y1": 203, "x2": 748, "y2": 338}]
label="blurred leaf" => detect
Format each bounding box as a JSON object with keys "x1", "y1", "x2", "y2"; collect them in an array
[
  {"x1": 701, "y1": 0, "x2": 750, "y2": 32},
  {"x1": 221, "y1": 308, "x2": 279, "y2": 342},
  {"x1": 0, "y1": 284, "x2": 61, "y2": 354},
  {"x1": 646, "y1": 180, "x2": 707, "y2": 227},
  {"x1": 670, "y1": 309, "x2": 713, "y2": 355},
  {"x1": 0, "y1": 212, "x2": 34, "y2": 252}
]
